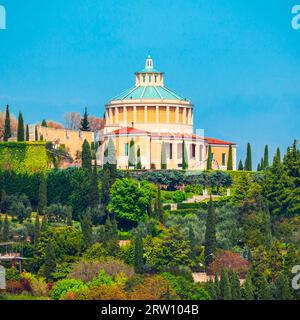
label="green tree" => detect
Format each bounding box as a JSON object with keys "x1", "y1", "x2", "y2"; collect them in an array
[
  {"x1": 238, "y1": 160, "x2": 244, "y2": 171},
  {"x1": 275, "y1": 147, "x2": 281, "y2": 163},
  {"x1": 3, "y1": 105, "x2": 11, "y2": 141},
  {"x1": 204, "y1": 199, "x2": 217, "y2": 266},
  {"x1": 161, "y1": 142, "x2": 167, "y2": 169},
  {"x1": 262, "y1": 202, "x2": 272, "y2": 250},
  {"x1": 80, "y1": 210, "x2": 93, "y2": 248},
  {"x1": 207, "y1": 145, "x2": 212, "y2": 170},
  {"x1": 257, "y1": 163, "x2": 261, "y2": 171},
  {"x1": 17, "y1": 111, "x2": 25, "y2": 141},
  {"x1": 66, "y1": 207, "x2": 73, "y2": 226},
  {"x1": 219, "y1": 269, "x2": 231, "y2": 300},
  {"x1": 81, "y1": 139, "x2": 92, "y2": 171},
  {"x1": 182, "y1": 141, "x2": 188, "y2": 170},
  {"x1": 25, "y1": 124, "x2": 30, "y2": 141},
  {"x1": 229, "y1": 271, "x2": 241, "y2": 300},
  {"x1": 243, "y1": 273, "x2": 254, "y2": 300},
  {"x1": 136, "y1": 146, "x2": 142, "y2": 169},
  {"x1": 275, "y1": 274, "x2": 293, "y2": 300},
  {"x1": 134, "y1": 233, "x2": 144, "y2": 274},
  {"x1": 227, "y1": 145, "x2": 233, "y2": 170},
  {"x1": 41, "y1": 120, "x2": 47, "y2": 127},
  {"x1": 34, "y1": 215, "x2": 41, "y2": 247},
  {"x1": 35, "y1": 126, "x2": 38, "y2": 141},
  {"x1": 104, "y1": 138, "x2": 116, "y2": 165},
  {"x1": 154, "y1": 185, "x2": 164, "y2": 223},
  {"x1": 80, "y1": 107, "x2": 90, "y2": 131},
  {"x1": 263, "y1": 145, "x2": 269, "y2": 169},
  {"x1": 260, "y1": 157, "x2": 264, "y2": 171},
  {"x1": 258, "y1": 276, "x2": 274, "y2": 300},
  {"x1": 43, "y1": 241, "x2": 56, "y2": 281},
  {"x1": 38, "y1": 174, "x2": 47, "y2": 215},
  {"x1": 1, "y1": 214, "x2": 9, "y2": 241},
  {"x1": 89, "y1": 161, "x2": 99, "y2": 207},
  {"x1": 244, "y1": 143, "x2": 252, "y2": 171},
  {"x1": 214, "y1": 272, "x2": 220, "y2": 299},
  {"x1": 128, "y1": 139, "x2": 136, "y2": 168}
]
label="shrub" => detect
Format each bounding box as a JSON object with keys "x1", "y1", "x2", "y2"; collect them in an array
[
  {"x1": 173, "y1": 191, "x2": 186, "y2": 203},
  {"x1": 50, "y1": 279, "x2": 87, "y2": 300},
  {"x1": 82, "y1": 243, "x2": 109, "y2": 261},
  {"x1": 184, "y1": 185, "x2": 203, "y2": 195},
  {"x1": 21, "y1": 272, "x2": 48, "y2": 297}
]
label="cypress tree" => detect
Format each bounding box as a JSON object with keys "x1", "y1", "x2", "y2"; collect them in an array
[
  {"x1": 26, "y1": 124, "x2": 30, "y2": 141},
  {"x1": 257, "y1": 163, "x2": 261, "y2": 172},
  {"x1": 275, "y1": 147, "x2": 281, "y2": 163},
  {"x1": 260, "y1": 157, "x2": 264, "y2": 171},
  {"x1": 220, "y1": 269, "x2": 231, "y2": 300},
  {"x1": 80, "y1": 107, "x2": 90, "y2": 131},
  {"x1": 238, "y1": 160, "x2": 244, "y2": 171},
  {"x1": 105, "y1": 138, "x2": 116, "y2": 165},
  {"x1": 38, "y1": 175, "x2": 47, "y2": 215},
  {"x1": 229, "y1": 271, "x2": 241, "y2": 300},
  {"x1": 263, "y1": 145, "x2": 269, "y2": 169},
  {"x1": 66, "y1": 207, "x2": 73, "y2": 226},
  {"x1": 227, "y1": 144, "x2": 233, "y2": 170},
  {"x1": 41, "y1": 120, "x2": 47, "y2": 127},
  {"x1": 101, "y1": 163, "x2": 117, "y2": 219},
  {"x1": 128, "y1": 139, "x2": 136, "y2": 168},
  {"x1": 262, "y1": 202, "x2": 272, "y2": 250},
  {"x1": 207, "y1": 280, "x2": 217, "y2": 300},
  {"x1": 17, "y1": 111, "x2": 25, "y2": 141},
  {"x1": 43, "y1": 242, "x2": 56, "y2": 281},
  {"x1": 80, "y1": 210, "x2": 93, "y2": 248},
  {"x1": 35, "y1": 126, "x2": 38, "y2": 141},
  {"x1": 214, "y1": 272, "x2": 220, "y2": 299},
  {"x1": 40, "y1": 133, "x2": 44, "y2": 141},
  {"x1": 1, "y1": 214, "x2": 9, "y2": 241},
  {"x1": 243, "y1": 273, "x2": 254, "y2": 300},
  {"x1": 136, "y1": 146, "x2": 142, "y2": 169},
  {"x1": 182, "y1": 141, "x2": 188, "y2": 170},
  {"x1": 154, "y1": 185, "x2": 164, "y2": 223},
  {"x1": 34, "y1": 215, "x2": 41, "y2": 246},
  {"x1": 244, "y1": 143, "x2": 252, "y2": 171},
  {"x1": 3, "y1": 105, "x2": 11, "y2": 141},
  {"x1": 40, "y1": 215, "x2": 48, "y2": 233},
  {"x1": 275, "y1": 274, "x2": 293, "y2": 300},
  {"x1": 161, "y1": 142, "x2": 167, "y2": 169},
  {"x1": 204, "y1": 199, "x2": 217, "y2": 266},
  {"x1": 134, "y1": 233, "x2": 144, "y2": 274},
  {"x1": 89, "y1": 161, "x2": 99, "y2": 207},
  {"x1": 207, "y1": 145, "x2": 212, "y2": 170},
  {"x1": 82, "y1": 139, "x2": 92, "y2": 171}
]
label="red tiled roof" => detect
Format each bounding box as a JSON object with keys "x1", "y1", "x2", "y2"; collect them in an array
[
  {"x1": 109, "y1": 127, "x2": 149, "y2": 135},
  {"x1": 205, "y1": 137, "x2": 236, "y2": 145}
]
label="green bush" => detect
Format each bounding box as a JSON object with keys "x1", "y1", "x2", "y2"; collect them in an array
[
  {"x1": 51, "y1": 279, "x2": 87, "y2": 300},
  {"x1": 184, "y1": 185, "x2": 203, "y2": 195},
  {"x1": 173, "y1": 190, "x2": 186, "y2": 203}
]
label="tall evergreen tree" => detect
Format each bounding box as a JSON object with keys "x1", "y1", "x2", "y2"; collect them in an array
[
  {"x1": 41, "y1": 120, "x2": 47, "y2": 127},
  {"x1": 275, "y1": 274, "x2": 293, "y2": 300},
  {"x1": 1, "y1": 214, "x2": 9, "y2": 241},
  {"x1": 40, "y1": 215, "x2": 48, "y2": 233},
  {"x1": 207, "y1": 145, "x2": 212, "y2": 170},
  {"x1": 263, "y1": 145, "x2": 269, "y2": 169},
  {"x1": 101, "y1": 163, "x2": 117, "y2": 219},
  {"x1": 66, "y1": 207, "x2": 73, "y2": 226},
  {"x1": 128, "y1": 139, "x2": 136, "y2": 168},
  {"x1": 238, "y1": 160, "x2": 244, "y2": 171},
  {"x1": 25, "y1": 124, "x2": 30, "y2": 141},
  {"x1": 3, "y1": 104, "x2": 11, "y2": 141},
  {"x1": 136, "y1": 146, "x2": 142, "y2": 169},
  {"x1": 243, "y1": 273, "x2": 254, "y2": 300},
  {"x1": 81, "y1": 139, "x2": 92, "y2": 171},
  {"x1": 262, "y1": 201, "x2": 272, "y2": 250},
  {"x1": 80, "y1": 210, "x2": 93, "y2": 248},
  {"x1": 220, "y1": 269, "x2": 231, "y2": 300},
  {"x1": 17, "y1": 111, "x2": 25, "y2": 141},
  {"x1": 38, "y1": 175, "x2": 47, "y2": 215},
  {"x1": 257, "y1": 163, "x2": 261, "y2": 172},
  {"x1": 227, "y1": 144, "x2": 233, "y2": 170},
  {"x1": 214, "y1": 272, "x2": 220, "y2": 299},
  {"x1": 35, "y1": 126, "x2": 38, "y2": 141},
  {"x1": 80, "y1": 107, "x2": 90, "y2": 131},
  {"x1": 182, "y1": 141, "x2": 188, "y2": 170},
  {"x1": 260, "y1": 157, "x2": 264, "y2": 171},
  {"x1": 229, "y1": 271, "x2": 241, "y2": 300},
  {"x1": 43, "y1": 242, "x2": 56, "y2": 281},
  {"x1": 244, "y1": 143, "x2": 252, "y2": 171},
  {"x1": 207, "y1": 279, "x2": 217, "y2": 300},
  {"x1": 34, "y1": 215, "x2": 41, "y2": 246},
  {"x1": 204, "y1": 199, "x2": 217, "y2": 266},
  {"x1": 134, "y1": 233, "x2": 144, "y2": 274},
  {"x1": 89, "y1": 161, "x2": 99, "y2": 207},
  {"x1": 154, "y1": 185, "x2": 164, "y2": 223},
  {"x1": 161, "y1": 142, "x2": 167, "y2": 169},
  {"x1": 104, "y1": 138, "x2": 116, "y2": 165},
  {"x1": 275, "y1": 147, "x2": 281, "y2": 163}
]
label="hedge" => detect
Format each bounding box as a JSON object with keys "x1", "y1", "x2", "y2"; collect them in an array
[
  {"x1": 0, "y1": 142, "x2": 48, "y2": 174},
  {"x1": 177, "y1": 196, "x2": 230, "y2": 210}
]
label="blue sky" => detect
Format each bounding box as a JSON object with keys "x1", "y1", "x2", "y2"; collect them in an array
[{"x1": 0, "y1": 0, "x2": 299, "y2": 166}]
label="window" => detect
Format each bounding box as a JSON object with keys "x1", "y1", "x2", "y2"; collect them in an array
[
  {"x1": 211, "y1": 153, "x2": 214, "y2": 160},
  {"x1": 143, "y1": 75, "x2": 146, "y2": 83},
  {"x1": 155, "y1": 75, "x2": 157, "y2": 83},
  {"x1": 125, "y1": 143, "x2": 129, "y2": 156},
  {"x1": 191, "y1": 144, "x2": 196, "y2": 159},
  {"x1": 222, "y1": 153, "x2": 226, "y2": 166},
  {"x1": 149, "y1": 75, "x2": 152, "y2": 82}
]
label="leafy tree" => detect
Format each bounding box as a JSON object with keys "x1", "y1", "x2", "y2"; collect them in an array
[
  {"x1": 80, "y1": 107, "x2": 90, "y2": 131},
  {"x1": 25, "y1": 124, "x2": 29, "y2": 141},
  {"x1": 17, "y1": 111, "x2": 25, "y2": 141},
  {"x1": 229, "y1": 271, "x2": 241, "y2": 300},
  {"x1": 128, "y1": 139, "x2": 136, "y2": 168},
  {"x1": 209, "y1": 171, "x2": 232, "y2": 193},
  {"x1": 38, "y1": 174, "x2": 47, "y2": 215},
  {"x1": 207, "y1": 145, "x2": 212, "y2": 170},
  {"x1": 41, "y1": 120, "x2": 47, "y2": 127},
  {"x1": 134, "y1": 233, "x2": 144, "y2": 274},
  {"x1": 204, "y1": 199, "x2": 217, "y2": 266},
  {"x1": 43, "y1": 241, "x2": 56, "y2": 281},
  {"x1": 3, "y1": 104, "x2": 11, "y2": 141},
  {"x1": 258, "y1": 276, "x2": 274, "y2": 300},
  {"x1": 263, "y1": 145, "x2": 269, "y2": 169},
  {"x1": 275, "y1": 273, "x2": 293, "y2": 300},
  {"x1": 182, "y1": 141, "x2": 188, "y2": 170},
  {"x1": 227, "y1": 145, "x2": 233, "y2": 170},
  {"x1": 136, "y1": 146, "x2": 142, "y2": 169},
  {"x1": 161, "y1": 142, "x2": 167, "y2": 169},
  {"x1": 262, "y1": 202, "x2": 272, "y2": 250},
  {"x1": 238, "y1": 160, "x2": 244, "y2": 171},
  {"x1": 219, "y1": 269, "x2": 231, "y2": 300},
  {"x1": 244, "y1": 143, "x2": 252, "y2": 171},
  {"x1": 81, "y1": 139, "x2": 92, "y2": 171},
  {"x1": 243, "y1": 273, "x2": 254, "y2": 300}
]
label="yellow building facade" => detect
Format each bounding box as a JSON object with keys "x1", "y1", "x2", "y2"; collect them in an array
[{"x1": 98, "y1": 55, "x2": 237, "y2": 170}]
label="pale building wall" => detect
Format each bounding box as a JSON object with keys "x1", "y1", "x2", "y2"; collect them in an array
[{"x1": 209, "y1": 145, "x2": 237, "y2": 170}]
